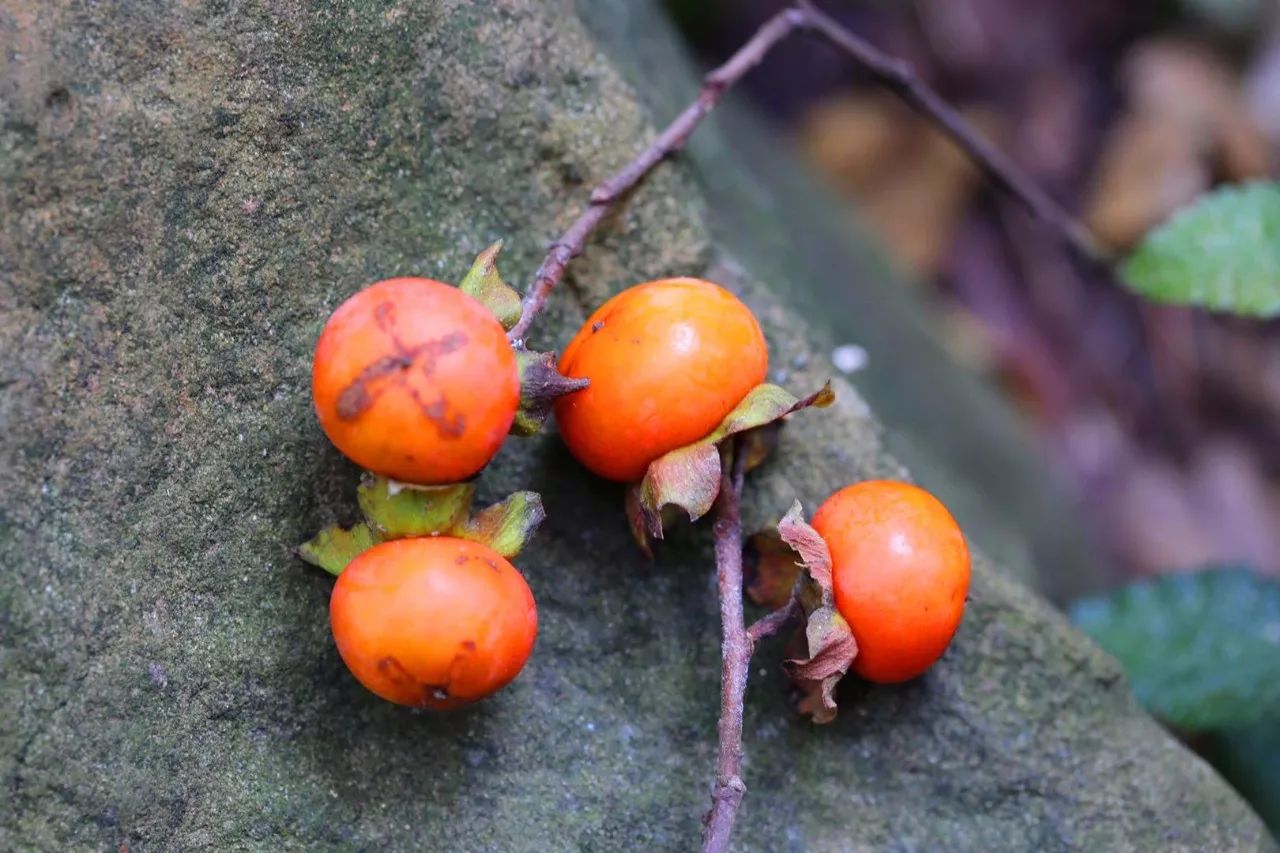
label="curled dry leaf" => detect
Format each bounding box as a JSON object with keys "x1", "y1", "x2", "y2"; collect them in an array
[
  {"x1": 625, "y1": 483, "x2": 655, "y2": 559},
  {"x1": 786, "y1": 602, "x2": 859, "y2": 724},
  {"x1": 777, "y1": 500, "x2": 833, "y2": 591},
  {"x1": 458, "y1": 241, "x2": 523, "y2": 331},
  {"x1": 455, "y1": 490, "x2": 546, "y2": 559},
  {"x1": 744, "y1": 529, "x2": 803, "y2": 609},
  {"x1": 635, "y1": 382, "x2": 835, "y2": 540},
  {"x1": 513, "y1": 349, "x2": 589, "y2": 437},
  {"x1": 772, "y1": 500, "x2": 858, "y2": 724},
  {"x1": 357, "y1": 474, "x2": 476, "y2": 538}
]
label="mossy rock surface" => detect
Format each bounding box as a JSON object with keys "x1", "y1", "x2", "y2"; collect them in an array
[{"x1": 0, "y1": 0, "x2": 1270, "y2": 849}]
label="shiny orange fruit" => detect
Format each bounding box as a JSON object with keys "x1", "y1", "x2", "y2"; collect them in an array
[
  {"x1": 329, "y1": 537, "x2": 537, "y2": 709},
  {"x1": 555, "y1": 278, "x2": 768, "y2": 482},
  {"x1": 811, "y1": 480, "x2": 970, "y2": 683},
  {"x1": 312, "y1": 277, "x2": 518, "y2": 484}
]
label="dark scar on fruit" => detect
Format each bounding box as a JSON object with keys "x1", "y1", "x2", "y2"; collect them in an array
[
  {"x1": 418, "y1": 642, "x2": 475, "y2": 705},
  {"x1": 335, "y1": 300, "x2": 469, "y2": 437},
  {"x1": 377, "y1": 655, "x2": 416, "y2": 685}
]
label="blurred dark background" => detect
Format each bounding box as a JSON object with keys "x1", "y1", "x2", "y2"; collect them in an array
[
  {"x1": 668, "y1": 0, "x2": 1280, "y2": 589},
  {"x1": 665, "y1": 0, "x2": 1280, "y2": 833}
]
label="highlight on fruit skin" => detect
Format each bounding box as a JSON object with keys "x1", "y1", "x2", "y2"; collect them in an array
[
  {"x1": 311, "y1": 277, "x2": 519, "y2": 485},
  {"x1": 811, "y1": 480, "x2": 970, "y2": 684},
  {"x1": 328, "y1": 537, "x2": 537, "y2": 709},
  {"x1": 555, "y1": 277, "x2": 769, "y2": 483}
]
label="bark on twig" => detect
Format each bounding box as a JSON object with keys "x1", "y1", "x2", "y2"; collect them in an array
[
  {"x1": 703, "y1": 438, "x2": 752, "y2": 853},
  {"x1": 506, "y1": 9, "x2": 805, "y2": 343}
]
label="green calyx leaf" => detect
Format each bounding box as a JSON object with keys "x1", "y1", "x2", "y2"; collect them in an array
[
  {"x1": 1071, "y1": 566, "x2": 1280, "y2": 730},
  {"x1": 454, "y1": 490, "x2": 546, "y2": 559},
  {"x1": 459, "y1": 241, "x2": 523, "y2": 330},
  {"x1": 513, "y1": 349, "x2": 588, "y2": 437},
  {"x1": 298, "y1": 523, "x2": 380, "y2": 576},
  {"x1": 634, "y1": 382, "x2": 834, "y2": 541},
  {"x1": 299, "y1": 476, "x2": 547, "y2": 575},
  {"x1": 1122, "y1": 181, "x2": 1280, "y2": 317},
  {"x1": 357, "y1": 474, "x2": 476, "y2": 538}
]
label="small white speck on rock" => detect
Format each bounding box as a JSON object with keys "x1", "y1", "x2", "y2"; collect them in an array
[{"x1": 831, "y1": 344, "x2": 868, "y2": 374}]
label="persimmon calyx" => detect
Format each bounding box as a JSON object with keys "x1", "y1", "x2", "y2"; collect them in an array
[
  {"x1": 358, "y1": 474, "x2": 477, "y2": 538},
  {"x1": 742, "y1": 501, "x2": 858, "y2": 723},
  {"x1": 513, "y1": 350, "x2": 589, "y2": 437},
  {"x1": 298, "y1": 523, "x2": 379, "y2": 577},
  {"x1": 774, "y1": 501, "x2": 858, "y2": 724},
  {"x1": 298, "y1": 475, "x2": 547, "y2": 575},
  {"x1": 459, "y1": 241, "x2": 523, "y2": 331},
  {"x1": 453, "y1": 490, "x2": 546, "y2": 559},
  {"x1": 629, "y1": 381, "x2": 834, "y2": 551}
]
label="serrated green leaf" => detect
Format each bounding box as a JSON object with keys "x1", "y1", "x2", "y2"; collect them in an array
[
  {"x1": 454, "y1": 490, "x2": 545, "y2": 558},
  {"x1": 357, "y1": 475, "x2": 475, "y2": 538},
  {"x1": 1122, "y1": 182, "x2": 1280, "y2": 317},
  {"x1": 298, "y1": 523, "x2": 380, "y2": 576},
  {"x1": 458, "y1": 241, "x2": 523, "y2": 330},
  {"x1": 1071, "y1": 566, "x2": 1280, "y2": 730}
]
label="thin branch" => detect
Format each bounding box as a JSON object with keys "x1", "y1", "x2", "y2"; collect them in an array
[
  {"x1": 508, "y1": 1, "x2": 1108, "y2": 344},
  {"x1": 747, "y1": 593, "x2": 803, "y2": 645},
  {"x1": 702, "y1": 438, "x2": 751, "y2": 853},
  {"x1": 793, "y1": 0, "x2": 1108, "y2": 265},
  {"x1": 507, "y1": 8, "x2": 806, "y2": 343}
]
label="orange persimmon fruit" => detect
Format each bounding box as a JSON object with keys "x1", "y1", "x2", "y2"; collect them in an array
[
  {"x1": 554, "y1": 278, "x2": 768, "y2": 482},
  {"x1": 312, "y1": 277, "x2": 519, "y2": 484},
  {"x1": 811, "y1": 480, "x2": 970, "y2": 683},
  {"x1": 329, "y1": 537, "x2": 537, "y2": 709}
]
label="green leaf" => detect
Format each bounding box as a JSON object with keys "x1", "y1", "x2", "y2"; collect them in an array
[
  {"x1": 1071, "y1": 567, "x2": 1280, "y2": 730},
  {"x1": 1122, "y1": 182, "x2": 1280, "y2": 317},
  {"x1": 357, "y1": 475, "x2": 476, "y2": 538},
  {"x1": 454, "y1": 490, "x2": 545, "y2": 559},
  {"x1": 297, "y1": 523, "x2": 380, "y2": 576},
  {"x1": 458, "y1": 241, "x2": 523, "y2": 330}
]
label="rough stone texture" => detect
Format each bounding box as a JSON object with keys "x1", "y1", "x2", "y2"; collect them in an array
[{"x1": 0, "y1": 1, "x2": 1270, "y2": 850}]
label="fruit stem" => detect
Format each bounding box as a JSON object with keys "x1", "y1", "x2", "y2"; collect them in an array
[
  {"x1": 703, "y1": 437, "x2": 752, "y2": 853},
  {"x1": 746, "y1": 591, "x2": 804, "y2": 645}
]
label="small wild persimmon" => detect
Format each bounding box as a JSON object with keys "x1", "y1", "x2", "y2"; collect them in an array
[
  {"x1": 312, "y1": 277, "x2": 519, "y2": 484},
  {"x1": 811, "y1": 480, "x2": 970, "y2": 683},
  {"x1": 555, "y1": 278, "x2": 768, "y2": 482},
  {"x1": 329, "y1": 537, "x2": 537, "y2": 709}
]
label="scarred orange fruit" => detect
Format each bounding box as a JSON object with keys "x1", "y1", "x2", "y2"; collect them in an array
[{"x1": 312, "y1": 278, "x2": 518, "y2": 484}]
